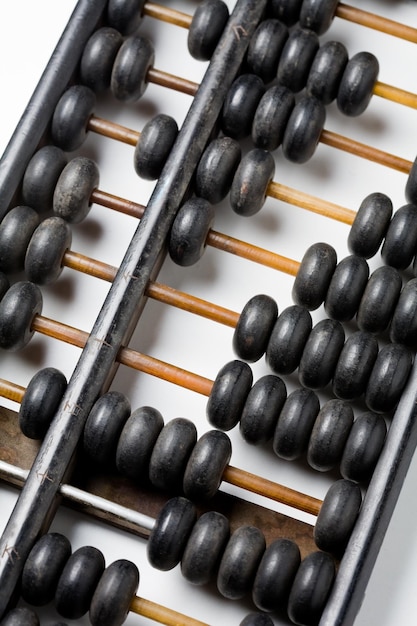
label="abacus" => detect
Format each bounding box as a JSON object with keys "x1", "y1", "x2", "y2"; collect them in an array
[{"x1": 1, "y1": 1, "x2": 417, "y2": 624}]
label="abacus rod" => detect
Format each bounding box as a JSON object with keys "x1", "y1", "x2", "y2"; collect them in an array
[
  {"x1": 335, "y1": 3, "x2": 417, "y2": 44},
  {"x1": 143, "y1": 2, "x2": 192, "y2": 29}
]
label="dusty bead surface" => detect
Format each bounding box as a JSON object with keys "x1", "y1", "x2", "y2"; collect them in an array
[
  {"x1": 292, "y1": 242, "x2": 337, "y2": 311},
  {"x1": 134, "y1": 114, "x2": 178, "y2": 180},
  {"x1": 381, "y1": 203, "x2": 417, "y2": 270},
  {"x1": 83, "y1": 391, "x2": 131, "y2": 466},
  {"x1": 406, "y1": 157, "x2": 417, "y2": 205},
  {"x1": 195, "y1": 136, "x2": 241, "y2": 204},
  {"x1": 332, "y1": 330, "x2": 378, "y2": 400},
  {"x1": 89, "y1": 559, "x2": 139, "y2": 626},
  {"x1": 324, "y1": 255, "x2": 369, "y2": 322},
  {"x1": 356, "y1": 265, "x2": 402, "y2": 334},
  {"x1": 282, "y1": 95, "x2": 326, "y2": 164},
  {"x1": 233, "y1": 294, "x2": 278, "y2": 362},
  {"x1": 207, "y1": 360, "x2": 253, "y2": 430},
  {"x1": 299, "y1": 0, "x2": 339, "y2": 34},
  {"x1": 240, "y1": 614, "x2": 275, "y2": 626},
  {"x1": 270, "y1": 0, "x2": 303, "y2": 26},
  {"x1": 222, "y1": 74, "x2": 265, "y2": 140},
  {"x1": 149, "y1": 418, "x2": 197, "y2": 492},
  {"x1": 348, "y1": 192, "x2": 393, "y2": 259},
  {"x1": 80, "y1": 27, "x2": 124, "y2": 92},
  {"x1": 53, "y1": 157, "x2": 99, "y2": 224},
  {"x1": 341, "y1": 412, "x2": 387, "y2": 483},
  {"x1": 116, "y1": 406, "x2": 164, "y2": 481},
  {"x1": 246, "y1": 19, "x2": 288, "y2": 83},
  {"x1": 183, "y1": 430, "x2": 232, "y2": 500},
  {"x1": 273, "y1": 388, "x2": 320, "y2": 460},
  {"x1": 111, "y1": 35, "x2": 154, "y2": 101},
  {"x1": 22, "y1": 146, "x2": 68, "y2": 214},
  {"x1": 230, "y1": 148, "x2": 275, "y2": 216},
  {"x1": 266, "y1": 305, "x2": 312, "y2": 375},
  {"x1": 0, "y1": 205, "x2": 39, "y2": 274},
  {"x1": 337, "y1": 51, "x2": 379, "y2": 116},
  {"x1": 51, "y1": 85, "x2": 96, "y2": 152},
  {"x1": 187, "y1": 0, "x2": 229, "y2": 60},
  {"x1": 277, "y1": 28, "x2": 319, "y2": 93},
  {"x1": 0, "y1": 281, "x2": 42, "y2": 351},
  {"x1": 19, "y1": 367, "x2": 67, "y2": 440},
  {"x1": 307, "y1": 399, "x2": 354, "y2": 472},
  {"x1": 240, "y1": 374, "x2": 287, "y2": 445},
  {"x1": 298, "y1": 319, "x2": 345, "y2": 390},
  {"x1": 0, "y1": 608, "x2": 40, "y2": 626},
  {"x1": 168, "y1": 197, "x2": 215, "y2": 267},
  {"x1": 306, "y1": 40, "x2": 348, "y2": 104},
  {"x1": 365, "y1": 343, "x2": 413, "y2": 413},
  {"x1": 106, "y1": 0, "x2": 146, "y2": 35},
  {"x1": 390, "y1": 278, "x2": 417, "y2": 347},
  {"x1": 252, "y1": 84, "x2": 295, "y2": 151},
  {"x1": 25, "y1": 216, "x2": 72, "y2": 285}
]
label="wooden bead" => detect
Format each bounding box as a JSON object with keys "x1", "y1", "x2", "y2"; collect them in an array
[
  {"x1": 222, "y1": 74, "x2": 265, "y2": 140},
  {"x1": 25, "y1": 216, "x2": 72, "y2": 285},
  {"x1": 89, "y1": 559, "x2": 139, "y2": 626},
  {"x1": 307, "y1": 399, "x2": 354, "y2": 472},
  {"x1": 287, "y1": 551, "x2": 335, "y2": 626},
  {"x1": 270, "y1": 0, "x2": 303, "y2": 26},
  {"x1": 390, "y1": 278, "x2": 417, "y2": 347},
  {"x1": 381, "y1": 203, "x2": 417, "y2": 270},
  {"x1": 324, "y1": 255, "x2": 369, "y2": 322},
  {"x1": 266, "y1": 305, "x2": 312, "y2": 375},
  {"x1": 106, "y1": 0, "x2": 146, "y2": 35},
  {"x1": 240, "y1": 613, "x2": 275, "y2": 626},
  {"x1": 252, "y1": 538, "x2": 300, "y2": 612},
  {"x1": 183, "y1": 430, "x2": 232, "y2": 500},
  {"x1": 111, "y1": 35, "x2": 154, "y2": 101},
  {"x1": 217, "y1": 526, "x2": 265, "y2": 600},
  {"x1": 273, "y1": 388, "x2": 320, "y2": 460},
  {"x1": 240, "y1": 375, "x2": 287, "y2": 445},
  {"x1": 195, "y1": 136, "x2": 241, "y2": 204},
  {"x1": 246, "y1": 19, "x2": 288, "y2": 83},
  {"x1": 168, "y1": 197, "x2": 215, "y2": 266},
  {"x1": 83, "y1": 391, "x2": 131, "y2": 466},
  {"x1": 187, "y1": 0, "x2": 229, "y2": 61},
  {"x1": 277, "y1": 28, "x2": 319, "y2": 93},
  {"x1": 0, "y1": 281, "x2": 42, "y2": 351},
  {"x1": 207, "y1": 360, "x2": 253, "y2": 431},
  {"x1": 365, "y1": 343, "x2": 413, "y2": 413},
  {"x1": 51, "y1": 85, "x2": 96, "y2": 152},
  {"x1": 292, "y1": 242, "x2": 337, "y2": 311},
  {"x1": 19, "y1": 367, "x2": 67, "y2": 440},
  {"x1": 230, "y1": 148, "x2": 275, "y2": 217},
  {"x1": 341, "y1": 412, "x2": 387, "y2": 483},
  {"x1": 252, "y1": 85, "x2": 295, "y2": 151},
  {"x1": 0, "y1": 205, "x2": 39, "y2": 274},
  {"x1": 306, "y1": 41, "x2": 348, "y2": 105},
  {"x1": 298, "y1": 319, "x2": 345, "y2": 390},
  {"x1": 282, "y1": 95, "x2": 326, "y2": 164},
  {"x1": 116, "y1": 406, "x2": 164, "y2": 481},
  {"x1": 147, "y1": 497, "x2": 197, "y2": 571},
  {"x1": 348, "y1": 192, "x2": 393, "y2": 259},
  {"x1": 0, "y1": 608, "x2": 40, "y2": 626},
  {"x1": 80, "y1": 27, "x2": 124, "y2": 92},
  {"x1": 22, "y1": 146, "x2": 67, "y2": 214},
  {"x1": 53, "y1": 156, "x2": 99, "y2": 223},
  {"x1": 299, "y1": 0, "x2": 339, "y2": 35},
  {"x1": 332, "y1": 330, "x2": 378, "y2": 400},
  {"x1": 134, "y1": 114, "x2": 178, "y2": 180},
  {"x1": 357, "y1": 266, "x2": 402, "y2": 334},
  {"x1": 337, "y1": 52, "x2": 379, "y2": 117},
  {"x1": 149, "y1": 418, "x2": 197, "y2": 491},
  {"x1": 233, "y1": 294, "x2": 278, "y2": 363}
]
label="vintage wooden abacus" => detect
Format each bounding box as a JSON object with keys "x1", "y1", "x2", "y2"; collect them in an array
[{"x1": 1, "y1": 0, "x2": 417, "y2": 624}]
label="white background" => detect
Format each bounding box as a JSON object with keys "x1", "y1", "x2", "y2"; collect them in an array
[{"x1": 1, "y1": 1, "x2": 417, "y2": 625}]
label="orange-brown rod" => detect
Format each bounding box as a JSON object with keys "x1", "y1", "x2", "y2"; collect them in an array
[{"x1": 130, "y1": 596, "x2": 209, "y2": 626}]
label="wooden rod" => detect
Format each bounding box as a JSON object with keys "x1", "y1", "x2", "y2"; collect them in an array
[
  {"x1": 374, "y1": 81, "x2": 417, "y2": 110},
  {"x1": 147, "y1": 67, "x2": 198, "y2": 96},
  {"x1": 0, "y1": 379, "x2": 25, "y2": 404},
  {"x1": 336, "y1": 3, "x2": 417, "y2": 44},
  {"x1": 87, "y1": 115, "x2": 140, "y2": 146},
  {"x1": 143, "y1": 2, "x2": 192, "y2": 29},
  {"x1": 90, "y1": 189, "x2": 145, "y2": 219}
]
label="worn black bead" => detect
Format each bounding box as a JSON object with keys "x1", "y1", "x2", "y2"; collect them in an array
[
  {"x1": 80, "y1": 27, "x2": 124, "y2": 92},
  {"x1": 83, "y1": 391, "x2": 131, "y2": 466},
  {"x1": 0, "y1": 608, "x2": 40, "y2": 626},
  {"x1": 270, "y1": 0, "x2": 303, "y2": 26},
  {"x1": 324, "y1": 255, "x2": 369, "y2": 322},
  {"x1": 111, "y1": 35, "x2": 154, "y2": 101},
  {"x1": 406, "y1": 157, "x2": 417, "y2": 206},
  {"x1": 299, "y1": 0, "x2": 339, "y2": 34},
  {"x1": 381, "y1": 203, "x2": 417, "y2": 270},
  {"x1": 337, "y1": 51, "x2": 379, "y2": 116},
  {"x1": 365, "y1": 343, "x2": 413, "y2": 413},
  {"x1": 0, "y1": 205, "x2": 39, "y2": 274},
  {"x1": 89, "y1": 560, "x2": 139, "y2": 626},
  {"x1": 341, "y1": 412, "x2": 386, "y2": 483},
  {"x1": 55, "y1": 546, "x2": 105, "y2": 619},
  {"x1": 134, "y1": 114, "x2": 178, "y2": 181},
  {"x1": 252, "y1": 538, "x2": 300, "y2": 612},
  {"x1": 252, "y1": 85, "x2": 295, "y2": 151},
  {"x1": 299, "y1": 319, "x2": 345, "y2": 390},
  {"x1": 282, "y1": 95, "x2": 326, "y2": 164},
  {"x1": 233, "y1": 294, "x2": 278, "y2": 362},
  {"x1": 116, "y1": 406, "x2": 164, "y2": 481},
  {"x1": 183, "y1": 430, "x2": 231, "y2": 500},
  {"x1": 287, "y1": 551, "x2": 335, "y2": 626},
  {"x1": 21, "y1": 533, "x2": 72, "y2": 606},
  {"x1": 230, "y1": 149, "x2": 275, "y2": 217},
  {"x1": 187, "y1": 0, "x2": 229, "y2": 60},
  {"x1": 51, "y1": 85, "x2": 96, "y2": 152},
  {"x1": 307, "y1": 399, "x2": 354, "y2": 472},
  {"x1": 332, "y1": 331, "x2": 378, "y2": 400},
  {"x1": 222, "y1": 74, "x2": 265, "y2": 140},
  {"x1": 25, "y1": 216, "x2": 72, "y2": 285},
  {"x1": 195, "y1": 136, "x2": 241, "y2": 204},
  {"x1": 273, "y1": 388, "x2": 320, "y2": 460},
  {"x1": 0, "y1": 281, "x2": 42, "y2": 351},
  {"x1": 217, "y1": 526, "x2": 265, "y2": 600},
  {"x1": 240, "y1": 375, "x2": 287, "y2": 445},
  {"x1": 240, "y1": 613, "x2": 275, "y2": 626},
  {"x1": 246, "y1": 19, "x2": 288, "y2": 83},
  {"x1": 147, "y1": 497, "x2": 197, "y2": 571},
  {"x1": 149, "y1": 418, "x2": 197, "y2": 491},
  {"x1": 19, "y1": 367, "x2": 67, "y2": 439},
  {"x1": 207, "y1": 360, "x2": 253, "y2": 431},
  {"x1": 53, "y1": 156, "x2": 99, "y2": 224},
  {"x1": 266, "y1": 305, "x2": 312, "y2": 375},
  {"x1": 181, "y1": 510, "x2": 230, "y2": 585},
  {"x1": 348, "y1": 192, "x2": 393, "y2": 259},
  {"x1": 292, "y1": 242, "x2": 337, "y2": 311},
  {"x1": 277, "y1": 28, "x2": 319, "y2": 93},
  {"x1": 306, "y1": 41, "x2": 348, "y2": 105},
  {"x1": 106, "y1": 0, "x2": 146, "y2": 35},
  {"x1": 168, "y1": 197, "x2": 215, "y2": 267},
  {"x1": 356, "y1": 266, "x2": 402, "y2": 334},
  {"x1": 390, "y1": 278, "x2": 417, "y2": 347},
  {"x1": 22, "y1": 146, "x2": 68, "y2": 214}
]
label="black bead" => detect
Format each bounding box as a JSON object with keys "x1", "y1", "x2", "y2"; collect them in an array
[
  {"x1": 307, "y1": 399, "x2": 354, "y2": 472},
  {"x1": 390, "y1": 278, "x2": 417, "y2": 347},
  {"x1": 116, "y1": 406, "x2": 164, "y2": 481},
  {"x1": 222, "y1": 74, "x2": 265, "y2": 140},
  {"x1": 134, "y1": 114, "x2": 178, "y2": 180},
  {"x1": 51, "y1": 85, "x2": 96, "y2": 152},
  {"x1": 187, "y1": 0, "x2": 229, "y2": 61},
  {"x1": 292, "y1": 242, "x2": 337, "y2": 311},
  {"x1": 240, "y1": 375, "x2": 287, "y2": 445},
  {"x1": 266, "y1": 305, "x2": 312, "y2": 375},
  {"x1": 0, "y1": 281, "x2": 42, "y2": 351},
  {"x1": 83, "y1": 391, "x2": 131, "y2": 466},
  {"x1": 195, "y1": 136, "x2": 241, "y2": 204},
  {"x1": 307, "y1": 41, "x2": 348, "y2": 105},
  {"x1": 341, "y1": 412, "x2": 387, "y2": 483},
  {"x1": 106, "y1": 0, "x2": 146, "y2": 35},
  {"x1": 332, "y1": 331, "x2": 378, "y2": 400},
  {"x1": 183, "y1": 430, "x2": 231, "y2": 500},
  {"x1": 0, "y1": 608, "x2": 40, "y2": 626},
  {"x1": 240, "y1": 613, "x2": 275, "y2": 626},
  {"x1": 230, "y1": 149, "x2": 275, "y2": 217},
  {"x1": 147, "y1": 497, "x2": 197, "y2": 571},
  {"x1": 270, "y1": 0, "x2": 303, "y2": 26},
  {"x1": 19, "y1": 367, "x2": 67, "y2": 440},
  {"x1": 299, "y1": 0, "x2": 339, "y2": 34},
  {"x1": 356, "y1": 266, "x2": 402, "y2": 334},
  {"x1": 252, "y1": 85, "x2": 295, "y2": 151},
  {"x1": 25, "y1": 216, "x2": 72, "y2": 285},
  {"x1": 149, "y1": 418, "x2": 197, "y2": 492},
  {"x1": 53, "y1": 156, "x2": 99, "y2": 224},
  {"x1": 337, "y1": 51, "x2": 379, "y2": 116},
  {"x1": 0, "y1": 272, "x2": 8, "y2": 301},
  {"x1": 0, "y1": 206, "x2": 39, "y2": 274},
  {"x1": 287, "y1": 551, "x2": 335, "y2": 626},
  {"x1": 22, "y1": 146, "x2": 68, "y2": 214},
  {"x1": 381, "y1": 203, "x2": 417, "y2": 270},
  {"x1": 80, "y1": 27, "x2": 124, "y2": 92},
  {"x1": 365, "y1": 343, "x2": 413, "y2": 413},
  {"x1": 233, "y1": 294, "x2": 278, "y2": 363},
  {"x1": 252, "y1": 538, "x2": 300, "y2": 612},
  {"x1": 277, "y1": 28, "x2": 319, "y2": 93},
  {"x1": 282, "y1": 95, "x2": 326, "y2": 164},
  {"x1": 168, "y1": 197, "x2": 215, "y2": 267},
  {"x1": 246, "y1": 19, "x2": 288, "y2": 83},
  {"x1": 111, "y1": 35, "x2": 154, "y2": 101},
  {"x1": 298, "y1": 319, "x2": 345, "y2": 390},
  {"x1": 207, "y1": 360, "x2": 253, "y2": 430},
  {"x1": 324, "y1": 255, "x2": 369, "y2": 322},
  {"x1": 273, "y1": 388, "x2": 320, "y2": 460},
  {"x1": 406, "y1": 156, "x2": 417, "y2": 206},
  {"x1": 348, "y1": 192, "x2": 393, "y2": 259},
  {"x1": 89, "y1": 559, "x2": 139, "y2": 626}
]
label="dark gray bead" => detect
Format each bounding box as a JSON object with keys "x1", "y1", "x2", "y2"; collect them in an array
[
  {"x1": 217, "y1": 526, "x2": 266, "y2": 600},
  {"x1": 195, "y1": 136, "x2": 241, "y2": 204},
  {"x1": 0, "y1": 206, "x2": 39, "y2": 274},
  {"x1": 348, "y1": 192, "x2": 393, "y2": 259},
  {"x1": 270, "y1": 0, "x2": 303, "y2": 26},
  {"x1": 181, "y1": 510, "x2": 230, "y2": 585},
  {"x1": 116, "y1": 406, "x2": 164, "y2": 481},
  {"x1": 147, "y1": 497, "x2": 197, "y2": 571},
  {"x1": 246, "y1": 19, "x2": 288, "y2": 83},
  {"x1": 273, "y1": 388, "x2": 320, "y2": 460},
  {"x1": 149, "y1": 418, "x2": 197, "y2": 491},
  {"x1": 240, "y1": 613, "x2": 275, "y2": 626},
  {"x1": 19, "y1": 367, "x2": 67, "y2": 439},
  {"x1": 207, "y1": 360, "x2": 253, "y2": 431},
  {"x1": 299, "y1": 319, "x2": 345, "y2": 390},
  {"x1": 80, "y1": 27, "x2": 124, "y2": 92},
  {"x1": 240, "y1": 375, "x2": 287, "y2": 445},
  {"x1": 341, "y1": 412, "x2": 387, "y2": 483},
  {"x1": 252, "y1": 85, "x2": 295, "y2": 151},
  {"x1": 51, "y1": 85, "x2": 96, "y2": 152},
  {"x1": 53, "y1": 156, "x2": 99, "y2": 223},
  {"x1": 406, "y1": 156, "x2": 417, "y2": 205},
  {"x1": 357, "y1": 266, "x2": 402, "y2": 334},
  {"x1": 89, "y1": 559, "x2": 139, "y2": 626},
  {"x1": 381, "y1": 203, "x2": 417, "y2": 270},
  {"x1": 252, "y1": 538, "x2": 300, "y2": 612},
  {"x1": 107, "y1": 0, "x2": 145, "y2": 35},
  {"x1": 282, "y1": 95, "x2": 326, "y2": 164},
  {"x1": 307, "y1": 399, "x2": 354, "y2": 472},
  {"x1": 233, "y1": 294, "x2": 278, "y2": 362},
  {"x1": 55, "y1": 546, "x2": 105, "y2": 619},
  {"x1": 0, "y1": 281, "x2": 42, "y2": 351},
  {"x1": 168, "y1": 197, "x2": 215, "y2": 266},
  {"x1": 292, "y1": 242, "x2": 337, "y2": 311},
  {"x1": 187, "y1": 0, "x2": 229, "y2": 61},
  {"x1": 25, "y1": 216, "x2": 72, "y2": 284},
  {"x1": 83, "y1": 391, "x2": 131, "y2": 466},
  {"x1": 230, "y1": 149, "x2": 275, "y2": 217},
  {"x1": 314, "y1": 479, "x2": 362, "y2": 556},
  {"x1": 324, "y1": 255, "x2": 369, "y2": 322},
  {"x1": 332, "y1": 331, "x2": 378, "y2": 400},
  {"x1": 337, "y1": 51, "x2": 379, "y2": 116},
  {"x1": 277, "y1": 28, "x2": 319, "y2": 93},
  {"x1": 222, "y1": 74, "x2": 265, "y2": 140},
  {"x1": 183, "y1": 430, "x2": 231, "y2": 500},
  {"x1": 0, "y1": 608, "x2": 40, "y2": 626},
  {"x1": 21, "y1": 533, "x2": 72, "y2": 606},
  {"x1": 134, "y1": 114, "x2": 178, "y2": 180},
  {"x1": 0, "y1": 272, "x2": 8, "y2": 300},
  {"x1": 365, "y1": 343, "x2": 413, "y2": 413},
  {"x1": 287, "y1": 551, "x2": 335, "y2": 626},
  {"x1": 266, "y1": 305, "x2": 312, "y2": 375},
  {"x1": 307, "y1": 41, "x2": 348, "y2": 105},
  {"x1": 22, "y1": 146, "x2": 67, "y2": 214},
  {"x1": 111, "y1": 35, "x2": 154, "y2": 101},
  {"x1": 390, "y1": 278, "x2": 417, "y2": 347},
  {"x1": 300, "y1": 0, "x2": 339, "y2": 34}
]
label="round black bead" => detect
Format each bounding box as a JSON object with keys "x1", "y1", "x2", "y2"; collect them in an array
[
  {"x1": 292, "y1": 242, "x2": 337, "y2": 311},
  {"x1": 80, "y1": 27, "x2": 124, "y2": 92},
  {"x1": 230, "y1": 148, "x2": 275, "y2": 217},
  {"x1": 83, "y1": 391, "x2": 131, "y2": 466},
  {"x1": 168, "y1": 196, "x2": 215, "y2": 267},
  {"x1": 207, "y1": 360, "x2": 253, "y2": 431},
  {"x1": 53, "y1": 157, "x2": 99, "y2": 224},
  {"x1": 324, "y1": 255, "x2": 369, "y2": 322},
  {"x1": 356, "y1": 265, "x2": 402, "y2": 334},
  {"x1": 246, "y1": 19, "x2": 288, "y2": 83},
  {"x1": 307, "y1": 41, "x2": 348, "y2": 105},
  {"x1": 252, "y1": 84, "x2": 295, "y2": 151},
  {"x1": 277, "y1": 27, "x2": 319, "y2": 93},
  {"x1": 390, "y1": 278, "x2": 417, "y2": 347},
  {"x1": 298, "y1": 319, "x2": 345, "y2": 390},
  {"x1": 270, "y1": 0, "x2": 303, "y2": 26},
  {"x1": 340, "y1": 412, "x2": 387, "y2": 483},
  {"x1": 149, "y1": 418, "x2": 197, "y2": 491},
  {"x1": 287, "y1": 551, "x2": 335, "y2": 626},
  {"x1": 240, "y1": 613, "x2": 275, "y2": 626},
  {"x1": 266, "y1": 305, "x2": 312, "y2": 376},
  {"x1": 183, "y1": 430, "x2": 231, "y2": 500},
  {"x1": 240, "y1": 375, "x2": 287, "y2": 445},
  {"x1": 25, "y1": 216, "x2": 72, "y2": 285},
  {"x1": 111, "y1": 35, "x2": 154, "y2": 101},
  {"x1": 299, "y1": 0, "x2": 339, "y2": 34},
  {"x1": 273, "y1": 388, "x2": 320, "y2": 460},
  {"x1": 116, "y1": 406, "x2": 164, "y2": 481},
  {"x1": 0, "y1": 272, "x2": 8, "y2": 301},
  {"x1": 381, "y1": 203, "x2": 417, "y2": 270},
  {"x1": 106, "y1": 0, "x2": 146, "y2": 35},
  {"x1": 195, "y1": 136, "x2": 241, "y2": 204},
  {"x1": 89, "y1": 559, "x2": 139, "y2": 626},
  {"x1": 0, "y1": 608, "x2": 40, "y2": 626},
  {"x1": 19, "y1": 367, "x2": 67, "y2": 439},
  {"x1": 0, "y1": 205, "x2": 39, "y2": 274},
  {"x1": 406, "y1": 156, "x2": 417, "y2": 206},
  {"x1": 365, "y1": 343, "x2": 413, "y2": 413},
  {"x1": 22, "y1": 145, "x2": 68, "y2": 214},
  {"x1": 0, "y1": 281, "x2": 42, "y2": 351},
  {"x1": 233, "y1": 294, "x2": 278, "y2": 363},
  {"x1": 51, "y1": 85, "x2": 96, "y2": 152},
  {"x1": 282, "y1": 95, "x2": 326, "y2": 164},
  {"x1": 332, "y1": 330, "x2": 378, "y2": 400},
  {"x1": 337, "y1": 51, "x2": 379, "y2": 116},
  {"x1": 348, "y1": 192, "x2": 393, "y2": 259},
  {"x1": 187, "y1": 0, "x2": 229, "y2": 61},
  {"x1": 134, "y1": 114, "x2": 178, "y2": 180},
  {"x1": 222, "y1": 74, "x2": 265, "y2": 140},
  {"x1": 307, "y1": 399, "x2": 354, "y2": 472}
]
